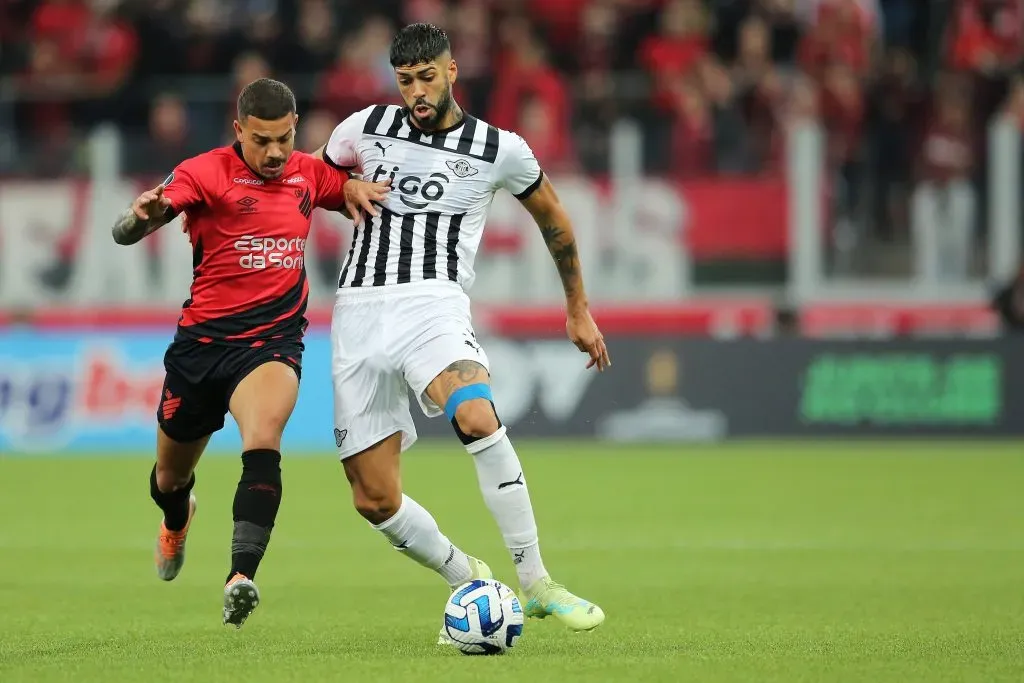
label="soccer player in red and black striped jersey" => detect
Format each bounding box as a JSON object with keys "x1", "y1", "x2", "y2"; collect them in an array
[{"x1": 110, "y1": 78, "x2": 390, "y2": 628}]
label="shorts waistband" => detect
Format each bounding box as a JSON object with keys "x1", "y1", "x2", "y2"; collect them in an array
[{"x1": 334, "y1": 279, "x2": 464, "y2": 302}]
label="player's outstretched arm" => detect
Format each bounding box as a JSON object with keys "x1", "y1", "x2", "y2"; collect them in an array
[
  {"x1": 112, "y1": 184, "x2": 173, "y2": 245},
  {"x1": 520, "y1": 175, "x2": 611, "y2": 371}
]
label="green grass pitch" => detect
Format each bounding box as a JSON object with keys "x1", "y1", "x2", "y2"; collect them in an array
[{"x1": 1, "y1": 441, "x2": 1022, "y2": 682}]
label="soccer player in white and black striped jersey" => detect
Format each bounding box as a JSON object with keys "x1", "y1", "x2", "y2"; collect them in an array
[{"x1": 314, "y1": 23, "x2": 610, "y2": 638}]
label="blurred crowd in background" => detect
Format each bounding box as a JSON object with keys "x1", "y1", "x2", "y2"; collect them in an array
[{"x1": 1, "y1": 0, "x2": 1024, "y2": 260}]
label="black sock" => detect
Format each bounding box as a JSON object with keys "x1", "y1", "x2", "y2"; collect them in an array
[
  {"x1": 228, "y1": 449, "x2": 282, "y2": 583},
  {"x1": 150, "y1": 465, "x2": 195, "y2": 532}
]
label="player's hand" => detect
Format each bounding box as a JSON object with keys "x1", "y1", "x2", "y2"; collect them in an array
[
  {"x1": 132, "y1": 184, "x2": 171, "y2": 221},
  {"x1": 566, "y1": 307, "x2": 610, "y2": 372},
  {"x1": 344, "y1": 178, "x2": 392, "y2": 227}
]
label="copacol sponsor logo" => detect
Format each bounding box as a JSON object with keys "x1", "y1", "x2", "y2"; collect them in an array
[{"x1": 234, "y1": 236, "x2": 307, "y2": 269}]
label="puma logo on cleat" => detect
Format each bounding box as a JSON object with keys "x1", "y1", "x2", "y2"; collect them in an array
[
  {"x1": 392, "y1": 541, "x2": 410, "y2": 549},
  {"x1": 498, "y1": 472, "x2": 524, "y2": 490},
  {"x1": 587, "y1": 605, "x2": 596, "y2": 614}
]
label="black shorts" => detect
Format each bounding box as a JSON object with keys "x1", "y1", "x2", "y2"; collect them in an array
[{"x1": 157, "y1": 338, "x2": 304, "y2": 443}]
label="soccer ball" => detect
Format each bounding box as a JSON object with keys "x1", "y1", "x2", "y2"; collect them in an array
[{"x1": 442, "y1": 579, "x2": 524, "y2": 655}]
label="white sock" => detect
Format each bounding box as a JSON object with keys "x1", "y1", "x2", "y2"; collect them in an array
[
  {"x1": 372, "y1": 494, "x2": 473, "y2": 587},
  {"x1": 468, "y1": 427, "x2": 549, "y2": 588}
]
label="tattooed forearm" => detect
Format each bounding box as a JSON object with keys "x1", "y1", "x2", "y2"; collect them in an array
[
  {"x1": 539, "y1": 224, "x2": 584, "y2": 302},
  {"x1": 111, "y1": 206, "x2": 162, "y2": 245}
]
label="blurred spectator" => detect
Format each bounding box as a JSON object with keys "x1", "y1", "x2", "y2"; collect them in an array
[
  {"x1": 518, "y1": 93, "x2": 576, "y2": 171},
  {"x1": 698, "y1": 59, "x2": 752, "y2": 173},
  {"x1": 667, "y1": 75, "x2": 714, "y2": 177},
  {"x1": 641, "y1": 0, "x2": 710, "y2": 113},
  {"x1": 571, "y1": 0, "x2": 621, "y2": 172},
  {"x1": 798, "y1": 0, "x2": 872, "y2": 79},
  {"x1": 488, "y1": 24, "x2": 570, "y2": 140},
  {"x1": 124, "y1": 91, "x2": 204, "y2": 174},
  {"x1": 734, "y1": 15, "x2": 786, "y2": 172},
  {"x1": 278, "y1": 0, "x2": 338, "y2": 76},
  {"x1": 869, "y1": 46, "x2": 922, "y2": 240},
  {"x1": 448, "y1": 0, "x2": 494, "y2": 116},
  {"x1": 911, "y1": 74, "x2": 977, "y2": 283},
  {"x1": 948, "y1": 0, "x2": 1022, "y2": 75},
  {"x1": 316, "y1": 23, "x2": 395, "y2": 121}
]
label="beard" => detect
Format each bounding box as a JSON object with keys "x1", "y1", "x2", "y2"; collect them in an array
[{"x1": 412, "y1": 80, "x2": 454, "y2": 131}]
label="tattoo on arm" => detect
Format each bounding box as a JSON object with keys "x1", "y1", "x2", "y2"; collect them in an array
[
  {"x1": 539, "y1": 224, "x2": 582, "y2": 300},
  {"x1": 111, "y1": 206, "x2": 165, "y2": 245}
]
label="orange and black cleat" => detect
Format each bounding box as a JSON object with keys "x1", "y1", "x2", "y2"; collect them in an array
[{"x1": 155, "y1": 494, "x2": 197, "y2": 581}]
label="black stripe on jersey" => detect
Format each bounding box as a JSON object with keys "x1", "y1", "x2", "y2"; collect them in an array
[
  {"x1": 423, "y1": 212, "x2": 440, "y2": 280},
  {"x1": 455, "y1": 117, "x2": 478, "y2": 154},
  {"x1": 298, "y1": 188, "x2": 312, "y2": 218},
  {"x1": 446, "y1": 213, "x2": 465, "y2": 281},
  {"x1": 386, "y1": 108, "x2": 405, "y2": 137},
  {"x1": 481, "y1": 125, "x2": 500, "y2": 163},
  {"x1": 372, "y1": 210, "x2": 393, "y2": 286},
  {"x1": 514, "y1": 170, "x2": 545, "y2": 200},
  {"x1": 176, "y1": 271, "x2": 307, "y2": 344},
  {"x1": 363, "y1": 105, "x2": 388, "y2": 135},
  {"x1": 396, "y1": 212, "x2": 416, "y2": 284},
  {"x1": 367, "y1": 108, "x2": 498, "y2": 163},
  {"x1": 350, "y1": 213, "x2": 376, "y2": 287},
  {"x1": 338, "y1": 222, "x2": 359, "y2": 287},
  {"x1": 323, "y1": 152, "x2": 355, "y2": 172}
]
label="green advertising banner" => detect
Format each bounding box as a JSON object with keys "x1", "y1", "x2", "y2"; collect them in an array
[{"x1": 799, "y1": 353, "x2": 1003, "y2": 426}]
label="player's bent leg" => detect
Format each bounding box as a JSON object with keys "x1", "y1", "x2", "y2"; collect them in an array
[
  {"x1": 152, "y1": 427, "x2": 206, "y2": 581},
  {"x1": 425, "y1": 361, "x2": 606, "y2": 632},
  {"x1": 221, "y1": 360, "x2": 297, "y2": 628},
  {"x1": 343, "y1": 432, "x2": 488, "y2": 589}
]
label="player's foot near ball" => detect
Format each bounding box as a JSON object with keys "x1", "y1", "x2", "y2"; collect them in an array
[
  {"x1": 522, "y1": 577, "x2": 605, "y2": 632},
  {"x1": 437, "y1": 556, "x2": 494, "y2": 646},
  {"x1": 154, "y1": 493, "x2": 197, "y2": 581},
  {"x1": 223, "y1": 573, "x2": 260, "y2": 629}
]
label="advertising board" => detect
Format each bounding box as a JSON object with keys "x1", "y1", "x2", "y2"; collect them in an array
[{"x1": 2, "y1": 332, "x2": 1020, "y2": 454}]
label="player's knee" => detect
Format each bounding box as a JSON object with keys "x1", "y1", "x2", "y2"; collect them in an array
[
  {"x1": 453, "y1": 400, "x2": 500, "y2": 439},
  {"x1": 240, "y1": 426, "x2": 284, "y2": 453},
  {"x1": 152, "y1": 465, "x2": 191, "y2": 495},
  {"x1": 352, "y1": 485, "x2": 402, "y2": 525},
  {"x1": 444, "y1": 383, "x2": 501, "y2": 445}
]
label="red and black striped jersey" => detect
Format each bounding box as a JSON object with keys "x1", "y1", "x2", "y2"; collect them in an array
[{"x1": 162, "y1": 143, "x2": 348, "y2": 345}]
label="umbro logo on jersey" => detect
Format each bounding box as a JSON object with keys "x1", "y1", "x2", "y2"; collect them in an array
[
  {"x1": 237, "y1": 196, "x2": 258, "y2": 214},
  {"x1": 446, "y1": 159, "x2": 478, "y2": 178}
]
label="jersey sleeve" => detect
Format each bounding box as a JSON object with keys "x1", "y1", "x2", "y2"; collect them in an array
[
  {"x1": 161, "y1": 156, "x2": 207, "y2": 217},
  {"x1": 496, "y1": 131, "x2": 544, "y2": 200},
  {"x1": 323, "y1": 106, "x2": 374, "y2": 173},
  {"x1": 311, "y1": 157, "x2": 349, "y2": 210}
]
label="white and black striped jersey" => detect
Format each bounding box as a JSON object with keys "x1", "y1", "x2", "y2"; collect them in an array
[{"x1": 323, "y1": 104, "x2": 543, "y2": 290}]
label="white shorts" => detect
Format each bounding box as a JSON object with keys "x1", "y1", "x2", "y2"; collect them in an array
[{"x1": 330, "y1": 280, "x2": 490, "y2": 459}]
